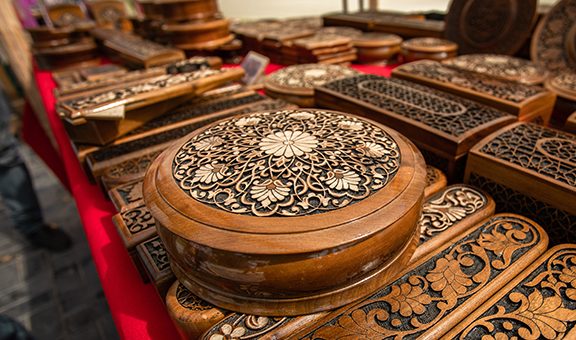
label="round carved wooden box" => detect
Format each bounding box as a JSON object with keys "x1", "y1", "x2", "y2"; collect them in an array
[
  {"x1": 401, "y1": 37, "x2": 458, "y2": 62},
  {"x1": 143, "y1": 109, "x2": 427, "y2": 316},
  {"x1": 158, "y1": 19, "x2": 232, "y2": 50},
  {"x1": 352, "y1": 33, "x2": 403, "y2": 64},
  {"x1": 138, "y1": 0, "x2": 219, "y2": 22},
  {"x1": 264, "y1": 64, "x2": 359, "y2": 107}
]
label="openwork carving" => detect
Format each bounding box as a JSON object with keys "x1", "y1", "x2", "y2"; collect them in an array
[
  {"x1": 121, "y1": 205, "x2": 155, "y2": 235},
  {"x1": 457, "y1": 246, "x2": 576, "y2": 339},
  {"x1": 443, "y1": 54, "x2": 548, "y2": 84},
  {"x1": 419, "y1": 186, "x2": 487, "y2": 242},
  {"x1": 425, "y1": 165, "x2": 440, "y2": 186},
  {"x1": 105, "y1": 151, "x2": 163, "y2": 180},
  {"x1": 206, "y1": 314, "x2": 289, "y2": 340},
  {"x1": 266, "y1": 64, "x2": 358, "y2": 90},
  {"x1": 532, "y1": 0, "x2": 576, "y2": 74},
  {"x1": 469, "y1": 173, "x2": 576, "y2": 245},
  {"x1": 63, "y1": 69, "x2": 224, "y2": 111},
  {"x1": 300, "y1": 215, "x2": 541, "y2": 339},
  {"x1": 106, "y1": 33, "x2": 180, "y2": 59},
  {"x1": 142, "y1": 236, "x2": 170, "y2": 272},
  {"x1": 175, "y1": 283, "x2": 214, "y2": 311},
  {"x1": 478, "y1": 123, "x2": 576, "y2": 186},
  {"x1": 172, "y1": 109, "x2": 400, "y2": 217},
  {"x1": 445, "y1": 0, "x2": 536, "y2": 54},
  {"x1": 549, "y1": 73, "x2": 576, "y2": 96},
  {"x1": 320, "y1": 75, "x2": 508, "y2": 136},
  {"x1": 396, "y1": 61, "x2": 544, "y2": 103}
]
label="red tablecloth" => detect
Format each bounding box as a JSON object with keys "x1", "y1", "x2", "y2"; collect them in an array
[{"x1": 27, "y1": 63, "x2": 395, "y2": 340}]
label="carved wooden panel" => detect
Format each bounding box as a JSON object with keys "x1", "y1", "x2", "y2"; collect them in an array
[
  {"x1": 442, "y1": 54, "x2": 549, "y2": 85},
  {"x1": 315, "y1": 74, "x2": 515, "y2": 179},
  {"x1": 424, "y1": 165, "x2": 446, "y2": 198},
  {"x1": 444, "y1": 0, "x2": 537, "y2": 55},
  {"x1": 200, "y1": 184, "x2": 493, "y2": 339},
  {"x1": 295, "y1": 214, "x2": 547, "y2": 339},
  {"x1": 111, "y1": 204, "x2": 156, "y2": 250},
  {"x1": 135, "y1": 235, "x2": 173, "y2": 295},
  {"x1": 531, "y1": 0, "x2": 576, "y2": 75},
  {"x1": 101, "y1": 149, "x2": 164, "y2": 191},
  {"x1": 265, "y1": 64, "x2": 359, "y2": 96},
  {"x1": 392, "y1": 60, "x2": 555, "y2": 123},
  {"x1": 468, "y1": 173, "x2": 576, "y2": 246},
  {"x1": 447, "y1": 244, "x2": 576, "y2": 339},
  {"x1": 108, "y1": 180, "x2": 143, "y2": 212}
]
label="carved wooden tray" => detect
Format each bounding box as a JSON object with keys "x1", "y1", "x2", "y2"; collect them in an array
[
  {"x1": 315, "y1": 74, "x2": 516, "y2": 179},
  {"x1": 293, "y1": 214, "x2": 547, "y2": 339},
  {"x1": 447, "y1": 244, "x2": 576, "y2": 338},
  {"x1": 465, "y1": 122, "x2": 576, "y2": 245},
  {"x1": 144, "y1": 108, "x2": 427, "y2": 315},
  {"x1": 264, "y1": 64, "x2": 358, "y2": 106},
  {"x1": 444, "y1": 0, "x2": 537, "y2": 55},
  {"x1": 531, "y1": 0, "x2": 576, "y2": 75},
  {"x1": 442, "y1": 54, "x2": 548, "y2": 85},
  {"x1": 401, "y1": 37, "x2": 458, "y2": 62},
  {"x1": 135, "y1": 235, "x2": 174, "y2": 296},
  {"x1": 27, "y1": 26, "x2": 73, "y2": 48},
  {"x1": 392, "y1": 60, "x2": 556, "y2": 123},
  {"x1": 424, "y1": 165, "x2": 447, "y2": 198},
  {"x1": 112, "y1": 203, "x2": 156, "y2": 251},
  {"x1": 108, "y1": 180, "x2": 143, "y2": 212}
]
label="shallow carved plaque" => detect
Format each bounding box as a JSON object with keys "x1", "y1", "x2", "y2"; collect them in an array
[
  {"x1": 447, "y1": 244, "x2": 576, "y2": 339},
  {"x1": 444, "y1": 0, "x2": 537, "y2": 55},
  {"x1": 112, "y1": 204, "x2": 156, "y2": 249},
  {"x1": 136, "y1": 235, "x2": 173, "y2": 294},
  {"x1": 295, "y1": 214, "x2": 547, "y2": 339},
  {"x1": 108, "y1": 180, "x2": 144, "y2": 212}
]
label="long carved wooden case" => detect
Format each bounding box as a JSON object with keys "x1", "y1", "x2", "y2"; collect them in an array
[
  {"x1": 199, "y1": 183, "x2": 495, "y2": 339},
  {"x1": 465, "y1": 122, "x2": 576, "y2": 245},
  {"x1": 315, "y1": 74, "x2": 516, "y2": 180},
  {"x1": 447, "y1": 244, "x2": 576, "y2": 339},
  {"x1": 392, "y1": 60, "x2": 556, "y2": 123},
  {"x1": 144, "y1": 108, "x2": 427, "y2": 316}
]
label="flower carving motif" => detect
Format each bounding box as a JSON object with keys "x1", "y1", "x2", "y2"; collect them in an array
[{"x1": 172, "y1": 110, "x2": 400, "y2": 216}]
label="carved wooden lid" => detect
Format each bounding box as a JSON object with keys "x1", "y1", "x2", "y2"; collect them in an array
[
  {"x1": 264, "y1": 64, "x2": 358, "y2": 96},
  {"x1": 445, "y1": 0, "x2": 537, "y2": 55},
  {"x1": 545, "y1": 72, "x2": 576, "y2": 101},
  {"x1": 145, "y1": 108, "x2": 426, "y2": 254},
  {"x1": 401, "y1": 37, "x2": 458, "y2": 53},
  {"x1": 472, "y1": 122, "x2": 576, "y2": 192},
  {"x1": 161, "y1": 18, "x2": 229, "y2": 33},
  {"x1": 352, "y1": 33, "x2": 403, "y2": 48},
  {"x1": 316, "y1": 26, "x2": 363, "y2": 39},
  {"x1": 531, "y1": 0, "x2": 576, "y2": 75},
  {"x1": 442, "y1": 54, "x2": 548, "y2": 85}
]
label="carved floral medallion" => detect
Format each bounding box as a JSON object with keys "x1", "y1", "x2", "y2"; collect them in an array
[{"x1": 172, "y1": 110, "x2": 400, "y2": 217}]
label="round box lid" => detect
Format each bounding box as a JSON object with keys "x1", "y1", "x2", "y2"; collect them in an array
[
  {"x1": 144, "y1": 108, "x2": 426, "y2": 315},
  {"x1": 264, "y1": 64, "x2": 359, "y2": 97},
  {"x1": 402, "y1": 37, "x2": 458, "y2": 53},
  {"x1": 352, "y1": 32, "x2": 403, "y2": 48},
  {"x1": 546, "y1": 72, "x2": 576, "y2": 101}
]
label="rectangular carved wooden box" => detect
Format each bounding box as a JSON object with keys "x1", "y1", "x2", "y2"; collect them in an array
[
  {"x1": 392, "y1": 60, "x2": 556, "y2": 124},
  {"x1": 135, "y1": 235, "x2": 174, "y2": 297},
  {"x1": 465, "y1": 122, "x2": 576, "y2": 245},
  {"x1": 315, "y1": 74, "x2": 516, "y2": 180}
]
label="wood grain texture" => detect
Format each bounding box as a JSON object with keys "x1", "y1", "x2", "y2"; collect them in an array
[
  {"x1": 465, "y1": 122, "x2": 576, "y2": 245},
  {"x1": 293, "y1": 214, "x2": 548, "y2": 339},
  {"x1": 314, "y1": 74, "x2": 516, "y2": 180},
  {"x1": 392, "y1": 60, "x2": 556, "y2": 123},
  {"x1": 145, "y1": 109, "x2": 427, "y2": 315},
  {"x1": 447, "y1": 244, "x2": 576, "y2": 339},
  {"x1": 444, "y1": 0, "x2": 537, "y2": 55},
  {"x1": 135, "y1": 235, "x2": 174, "y2": 296}
]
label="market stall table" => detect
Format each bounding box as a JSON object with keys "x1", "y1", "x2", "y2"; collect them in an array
[{"x1": 28, "y1": 62, "x2": 396, "y2": 339}]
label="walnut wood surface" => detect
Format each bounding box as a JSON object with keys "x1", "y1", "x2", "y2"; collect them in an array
[
  {"x1": 314, "y1": 74, "x2": 516, "y2": 180},
  {"x1": 293, "y1": 214, "x2": 548, "y2": 339},
  {"x1": 144, "y1": 108, "x2": 427, "y2": 315},
  {"x1": 135, "y1": 235, "x2": 174, "y2": 296},
  {"x1": 47, "y1": 4, "x2": 87, "y2": 27},
  {"x1": 112, "y1": 203, "x2": 157, "y2": 250},
  {"x1": 166, "y1": 281, "x2": 228, "y2": 339},
  {"x1": 158, "y1": 19, "x2": 231, "y2": 48},
  {"x1": 465, "y1": 122, "x2": 576, "y2": 244},
  {"x1": 566, "y1": 111, "x2": 576, "y2": 132},
  {"x1": 531, "y1": 0, "x2": 576, "y2": 75},
  {"x1": 138, "y1": 0, "x2": 219, "y2": 22},
  {"x1": 444, "y1": 0, "x2": 537, "y2": 55},
  {"x1": 200, "y1": 184, "x2": 495, "y2": 339},
  {"x1": 442, "y1": 54, "x2": 549, "y2": 85},
  {"x1": 392, "y1": 60, "x2": 556, "y2": 123},
  {"x1": 446, "y1": 244, "x2": 576, "y2": 339},
  {"x1": 400, "y1": 38, "x2": 458, "y2": 62}
]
